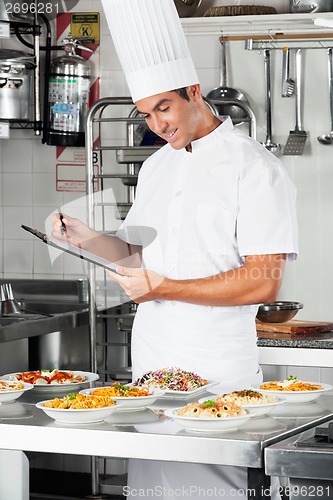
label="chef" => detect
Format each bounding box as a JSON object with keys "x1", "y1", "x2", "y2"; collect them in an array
[{"x1": 53, "y1": 0, "x2": 298, "y2": 498}]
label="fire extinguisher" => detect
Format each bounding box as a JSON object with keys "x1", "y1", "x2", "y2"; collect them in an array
[{"x1": 45, "y1": 37, "x2": 92, "y2": 147}]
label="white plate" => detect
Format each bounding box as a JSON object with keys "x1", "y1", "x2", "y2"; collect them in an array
[
  {"x1": 36, "y1": 399, "x2": 120, "y2": 423},
  {"x1": 198, "y1": 395, "x2": 286, "y2": 418},
  {"x1": 250, "y1": 382, "x2": 333, "y2": 404},
  {"x1": 164, "y1": 408, "x2": 251, "y2": 433},
  {"x1": 80, "y1": 387, "x2": 165, "y2": 411},
  {"x1": 0, "y1": 380, "x2": 33, "y2": 403},
  {"x1": 147, "y1": 381, "x2": 219, "y2": 399},
  {"x1": 2, "y1": 371, "x2": 99, "y2": 392}
]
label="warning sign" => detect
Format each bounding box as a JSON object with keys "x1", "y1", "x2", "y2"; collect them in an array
[{"x1": 71, "y1": 13, "x2": 100, "y2": 44}]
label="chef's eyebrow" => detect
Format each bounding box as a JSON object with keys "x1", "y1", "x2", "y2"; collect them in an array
[{"x1": 137, "y1": 98, "x2": 172, "y2": 115}]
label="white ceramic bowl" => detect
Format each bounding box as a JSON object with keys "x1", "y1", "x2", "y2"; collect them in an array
[
  {"x1": 36, "y1": 400, "x2": 120, "y2": 423},
  {"x1": 0, "y1": 380, "x2": 33, "y2": 403},
  {"x1": 251, "y1": 382, "x2": 333, "y2": 404},
  {"x1": 80, "y1": 387, "x2": 165, "y2": 411},
  {"x1": 164, "y1": 408, "x2": 251, "y2": 433},
  {"x1": 198, "y1": 395, "x2": 285, "y2": 418}
]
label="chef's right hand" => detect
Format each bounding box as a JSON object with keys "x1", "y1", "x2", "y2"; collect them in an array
[{"x1": 51, "y1": 213, "x2": 97, "y2": 247}]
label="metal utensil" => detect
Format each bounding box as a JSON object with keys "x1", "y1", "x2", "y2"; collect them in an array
[
  {"x1": 262, "y1": 49, "x2": 281, "y2": 155},
  {"x1": 283, "y1": 48, "x2": 308, "y2": 155},
  {"x1": 0, "y1": 283, "x2": 21, "y2": 315},
  {"x1": 281, "y1": 47, "x2": 295, "y2": 97},
  {"x1": 317, "y1": 48, "x2": 333, "y2": 145},
  {"x1": 206, "y1": 36, "x2": 249, "y2": 121}
]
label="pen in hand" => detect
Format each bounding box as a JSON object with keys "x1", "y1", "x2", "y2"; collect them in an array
[{"x1": 58, "y1": 210, "x2": 66, "y2": 235}]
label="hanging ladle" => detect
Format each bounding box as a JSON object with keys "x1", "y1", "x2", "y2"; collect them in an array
[
  {"x1": 317, "y1": 48, "x2": 333, "y2": 145},
  {"x1": 262, "y1": 49, "x2": 281, "y2": 155}
]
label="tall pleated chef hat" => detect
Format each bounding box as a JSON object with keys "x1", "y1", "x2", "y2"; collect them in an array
[{"x1": 101, "y1": 0, "x2": 199, "y2": 103}]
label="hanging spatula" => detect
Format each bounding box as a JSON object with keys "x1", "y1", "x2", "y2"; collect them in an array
[{"x1": 283, "y1": 48, "x2": 308, "y2": 155}]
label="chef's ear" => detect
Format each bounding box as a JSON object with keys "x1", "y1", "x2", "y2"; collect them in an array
[{"x1": 187, "y1": 84, "x2": 201, "y2": 101}]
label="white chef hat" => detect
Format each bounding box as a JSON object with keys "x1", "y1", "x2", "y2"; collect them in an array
[{"x1": 101, "y1": 0, "x2": 199, "y2": 102}]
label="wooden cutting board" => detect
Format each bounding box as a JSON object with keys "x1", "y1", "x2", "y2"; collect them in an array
[{"x1": 256, "y1": 319, "x2": 333, "y2": 335}]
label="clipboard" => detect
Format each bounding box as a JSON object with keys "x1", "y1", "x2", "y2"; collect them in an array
[{"x1": 21, "y1": 224, "x2": 119, "y2": 273}]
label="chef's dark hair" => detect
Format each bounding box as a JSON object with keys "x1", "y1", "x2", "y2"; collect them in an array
[{"x1": 175, "y1": 87, "x2": 190, "y2": 101}]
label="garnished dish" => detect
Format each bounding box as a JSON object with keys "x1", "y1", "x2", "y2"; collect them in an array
[
  {"x1": 252, "y1": 376, "x2": 333, "y2": 404},
  {"x1": 0, "y1": 379, "x2": 34, "y2": 404},
  {"x1": 80, "y1": 383, "x2": 165, "y2": 411},
  {"x1": 133, "y1": 367, "x2": 217, "y2": 398},
  {"x1": 199, "y1": 389, "x2": 285, "y2": 418},
  {"x1": 165, "y1": 399, "x2": 251, "y2": 433},
  {"x1": 3, "y1": 370, "x2": 99, "y2": 391},
  {"x1": 36, "y1": 393, "x2": 119, "y2": 423}
]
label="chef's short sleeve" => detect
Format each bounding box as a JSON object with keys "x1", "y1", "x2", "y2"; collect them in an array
[{"x1": 237, "y1": 158, "x2": 298, "y2": 261}]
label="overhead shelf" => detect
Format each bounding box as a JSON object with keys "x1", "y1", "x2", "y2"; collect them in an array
[{"x1": 181, "y1": 12, "x2": 333, "y2": 39}]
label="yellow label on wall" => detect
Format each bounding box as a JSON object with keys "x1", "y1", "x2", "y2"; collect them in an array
[{"x1": 71, "y1": 13, "x2": 100, "y2": 44}]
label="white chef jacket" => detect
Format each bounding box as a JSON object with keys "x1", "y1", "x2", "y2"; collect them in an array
[
  {"x1": 117, "y1": 117, "x2": 298, "y2": 499},
  {"x1": 118, "y1": 117, "x2": 298, "y2": 388}
]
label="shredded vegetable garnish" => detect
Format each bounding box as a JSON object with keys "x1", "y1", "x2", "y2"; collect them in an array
[
  {"x1": 91, "y1": 383, "x2": 150, "y2": 398},
  {"x1": 133, "y1": 367, "x2": 208, "y2": 392},
  {"x1": 43, "y1": 393, "x2": 116, "y2": 410}
]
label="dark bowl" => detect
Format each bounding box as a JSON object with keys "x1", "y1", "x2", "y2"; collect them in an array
[{"x1": 256, "y1": 301, "x2": 303, "y2": 323}]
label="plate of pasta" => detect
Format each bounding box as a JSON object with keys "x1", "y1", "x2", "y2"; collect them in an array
[
  {"x1": 3, "y1": 370, "x2": 99, "y2": 392},
  {"x1": 199, "y1": 389, "x2": 286, "y2": 417},
  {"x1": 36, "y1": 393, "x2": 121, "y2": 423},
  {"x1": 165, "y1": 400, "x2": 251, "y2": 433},
  {"x1": 251, "y1": 378, "x2": 333, "y2": 404},
  {"x1": 80, "y1": 384, "x2": 165, "y2": 411},
  {"x1": 0, "y1": 380, "x2": 34, "y2": 403}
]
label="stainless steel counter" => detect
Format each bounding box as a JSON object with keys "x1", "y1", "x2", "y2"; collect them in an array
[{"x1": 1, "y1": 390, "x2": 333, "y2": 499}]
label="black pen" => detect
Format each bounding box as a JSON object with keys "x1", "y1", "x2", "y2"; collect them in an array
[{"x1": 58, "y1": 210, "x2": 66, "y2": 235}]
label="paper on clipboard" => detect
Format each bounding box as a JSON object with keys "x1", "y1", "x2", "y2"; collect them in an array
[{"x1": 21, "y1": 225, "x2": 119, "y2": 273}]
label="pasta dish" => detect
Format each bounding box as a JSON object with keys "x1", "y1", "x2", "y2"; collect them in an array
[
  {"x1": 261, "y1": 379, "x2": 323, "y2": 392},
  {"x1": 0, "y1": 380, "x2": 24, "y2": 391},
  {"x1": 176, "y1": 399, "x2": 247, "y2": 419},
  {"x1": 14, "y1": 370, "x2": 85, "y2": 385},
  {"x1": 43, "y1": 393, "x2": 116, "y2": 410},
  {"x1": 218, "y1": 389, "x2": 277, "y2": 405},
  {"x1": 90, "y1": 383, "x2": 150, "y2": 398}
]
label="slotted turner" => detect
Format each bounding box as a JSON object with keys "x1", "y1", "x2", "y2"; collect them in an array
[{"x1": 283, "y1": 49, "x2": 308, "y2": 155}]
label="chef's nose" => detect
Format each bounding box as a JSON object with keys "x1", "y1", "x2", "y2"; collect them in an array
[{"x1": 150, "y1": 114, "x2": 167, "y2": 135}]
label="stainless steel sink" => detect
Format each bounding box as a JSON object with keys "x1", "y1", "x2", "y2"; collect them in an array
[{"x1": 19, "y1": 300, "x2": 88, "y2": 315}]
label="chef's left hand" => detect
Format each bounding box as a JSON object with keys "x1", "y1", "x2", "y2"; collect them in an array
[{"x1": 108, "y1": 266, "x2": 165, "y2": 303}]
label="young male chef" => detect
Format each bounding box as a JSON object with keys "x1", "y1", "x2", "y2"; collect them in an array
[{"x1": 52, "y1": 0, "x2": 298, "y2": 497}]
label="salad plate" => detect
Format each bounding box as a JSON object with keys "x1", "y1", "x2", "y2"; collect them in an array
[
  {"x1": 160, "y1": 381, "x2": 219, "y2": 399},
  {"x1": 2, "y1": 370, "x2": 99, "y2": 392}
]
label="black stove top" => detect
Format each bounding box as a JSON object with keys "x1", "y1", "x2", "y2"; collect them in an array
[{"x1": 296, "y1": 422, "x2": 333, "y2": 449}]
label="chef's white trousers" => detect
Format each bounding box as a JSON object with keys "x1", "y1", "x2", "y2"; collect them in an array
[{"x1": 125, "y1": 459, "x2": 281, "y2": 500}]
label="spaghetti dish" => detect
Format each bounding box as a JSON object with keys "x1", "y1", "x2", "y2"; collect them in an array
[
  {"x1": 134, "y1": 367, "x2": 208, "y2": 392},
  {"x1": 14, "y1": 370, "x2": 85, "y2": 386},
  {"x1": 90, "y1": 383, "x2": 150, "y2": 398},
  {"x1": 0, "y1": 380, "x2": 25, "y2": 392},
  {"x1": 218, "y1": 389, "x2": 277, "y2": 405},
  {"x1": 176, "y1": 400, "x2": 247, "y2": 419},
  {"x1": 260, "y1": 379, "x2": 323, "y2": 392},
  {"x1": 43, "y1": 393, "x2": 116, "y2": 410}
]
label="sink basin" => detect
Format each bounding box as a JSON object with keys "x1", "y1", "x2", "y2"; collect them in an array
[{"x1": 18, "y1": 300, "x2": 88, "y2": 316}]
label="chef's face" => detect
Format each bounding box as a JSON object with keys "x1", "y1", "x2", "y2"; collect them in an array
[{"x1": 135, "y1": 85, "x2": 204, "y2": 150}]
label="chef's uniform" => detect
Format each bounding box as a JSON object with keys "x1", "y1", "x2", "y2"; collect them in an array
[{"x1": 102, "y1": 1, "x2": 298, "y2": 498}]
